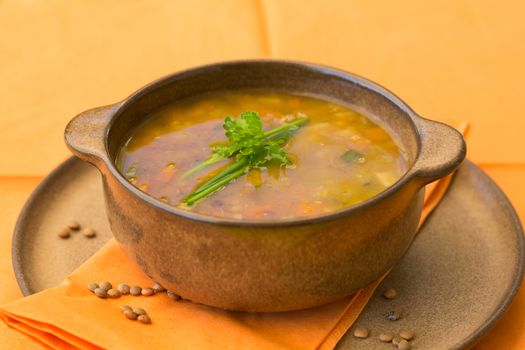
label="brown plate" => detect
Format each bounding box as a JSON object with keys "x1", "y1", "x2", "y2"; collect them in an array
[{"x1": 12, "y1": 158, "x2": 524, "y2": 349}]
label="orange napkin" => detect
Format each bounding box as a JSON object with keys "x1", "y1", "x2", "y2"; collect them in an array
[{"x1": 0, "y1": 124, "x2": 469, "y2": 350}]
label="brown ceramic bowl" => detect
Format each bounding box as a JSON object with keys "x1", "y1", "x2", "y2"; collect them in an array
[{"x1": 65, "y1": 60, "x2": 466, "y2": 312}]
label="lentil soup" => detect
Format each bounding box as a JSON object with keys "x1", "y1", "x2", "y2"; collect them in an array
[{"x1": 118, "y1": 92, "x2": 406, "y2": 220}]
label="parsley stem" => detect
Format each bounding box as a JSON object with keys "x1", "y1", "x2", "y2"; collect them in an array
[
  {"x1": 263, "y1": 117, "x2": 308, "y2": 138},
  {"x1": 185, "y1": 158, "x2": 249, "y2": 197},
  {"x1": 183, "y1": 166, "x2": 248, "y2": 205},
  {"x1": 182, "y1": 153, "x2": 223, "y2": 178}
]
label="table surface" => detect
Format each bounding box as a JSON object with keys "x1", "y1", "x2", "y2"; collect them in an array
[{"x1": 0, "y1": 1, "x2": 524, "y2": 348}]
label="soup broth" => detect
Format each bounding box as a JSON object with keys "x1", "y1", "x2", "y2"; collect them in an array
[{"x1": 118, "y1": 92, "x2": 406, "y2": 220}]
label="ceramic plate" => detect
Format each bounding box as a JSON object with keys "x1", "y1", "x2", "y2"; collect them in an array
[{"x1": 12, "y1": 158, "x2": 524, "y2": 349}]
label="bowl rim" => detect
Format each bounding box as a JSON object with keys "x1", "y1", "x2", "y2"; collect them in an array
[{"x1": 103, "y1": 59, "x2": 425, "y2": 227}]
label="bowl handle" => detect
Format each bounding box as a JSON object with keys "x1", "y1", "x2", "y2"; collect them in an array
[
  {"x1": 64, "y1": 104, "x2": 119, "y2": 168},
  {"x1": 409, "y1": 117, "x2": 467, "y2": 186}
]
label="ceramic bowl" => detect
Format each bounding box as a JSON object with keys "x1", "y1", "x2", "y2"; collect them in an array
[{"x1": 65, "y1": 60, "x2": 466, "y2": 312}]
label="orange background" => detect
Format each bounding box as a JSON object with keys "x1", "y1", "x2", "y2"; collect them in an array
[{"x1": 0, "y1": 1, "x2": 524, "y2": 348}]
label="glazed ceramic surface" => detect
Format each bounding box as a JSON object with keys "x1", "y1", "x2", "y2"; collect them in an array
[
  {"x1": 12, "y1": 158, "x2": 523, "y2": 349},
  {"x1": 64, "y1": 61, "x2": 466, "y2": 311}
]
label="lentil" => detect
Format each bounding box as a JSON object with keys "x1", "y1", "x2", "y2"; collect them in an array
[
  {"x1": 82, "y1": 228, "x2": 96, "y2": 238},
  {"x1": 152, "y1": 283, "x2": 166, "y2": 293},
  {"x1": 138, "y1": 315, "x2": 151, "y2": 324},
  {"x1": 383, "y1": 287, "x2": 398, "y2": 300},
  {"x1": 130, "y1": 286, "x2": 142, "y2": 296},
  {"x1": 167, "y1": 291, "x2": 181, "y2": 301},
  {"x1": 379, "y1": 332, "x2": 393, "y2": 342},
  {"x1": 124, "y1": 309, "x2": 138, "y2": 320},
  {"x1": 392, "y1": 336, "x2": 402, "y2": 346},
  {"x1": 353, "y1": 327, "x2": 369, "y2": 339},
  {"x1": 120, "y1": 305, "x2": 132, "y2": 313},
  {"x1": 107, "y1": 289, "x2": 122, "y2": 298},
  {"x1": 67, "y1": 221, "x2": 81, "y2": 230},
  {"x1": 57, "y1": 228, "x2": 70, "y2": 239},
  {"x1": 399, "y1": 330, "x2": 414, "y2": 341},
  {"x1": 141, "y1": 287, "x2": 154, "y2": 296},
  {"x1": 118, "y1": 283, "x2": 130, "y2": 295},
  {"x1": 397, "y1": 339, "x2": 411, "y2": 350},
  {"x1": 87, "y1": 282, "x2": 99, "y2": 292},
  {"x1": 94, "y1": 288, "x2": 107, "y2": 299},
  {"x1": 385, "y1": 311, "x2": 401, "y2": 321},
  {"x1": 134, "y1": 308, "x2": 147, "y2": 316},
  {"x1": 99, "y1": 281, "x2": 112, "y2": 291}
]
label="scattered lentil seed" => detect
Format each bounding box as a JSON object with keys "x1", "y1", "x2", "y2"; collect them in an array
[
  {"x1": 385, "y1": 310, "x2": 401, "y2": 321},
  {"x1": 87, "y1": 282, "x2": 99, "y2": 292},
  {"x1": 94, "y1": 288, "x2": 107, "y2": 299},
  {"x1": 107, "y1": 289, "x2": 122, "y2": 298},
  {"x1": 118, "y1": 283, "x2": 130, "y2": 295},
  {"x1": 130, "y1": 286, "x2": 142, "y2": 296},
  {"x1": 124, "y1": 309, "x2": 138, "y2": 320},
  {"x1": 67, "y1": 221, "x2": 81, "y2": 230},
  {"x1": 152, "y1": 283, "x2": 166, "y2": 293},
  {"x1": 383, "y1": 287, "x2": 398, "y2": 300},
  {"x1": 392, "y1": 336, "x2": 403, "y2": 346},
  {"x1": 167, "y1": 291, "x2": 181, "y2": 301},
  {"x1": 134, "y1": 308, "x2": 147, "y2": 316},
  {"x1": 82, "y1": 228, "x2": 96, "y2": 238},
  {"x1": 99, "y1": 281, "x2": 112, "y2": 291},
  {"x1": 120, "y1": 305, "x2": 132, "y2": 313},
  {"x1": 379, "y1": 332, "x2": 393, "y2": 342},
  {"x1": 141, "y1": 287, "x2": 154, "y2": 296},
  {"x1": 58, "y1": 228, "x2": 70, "y2": 239},
  {"x1": 137, "y1": 314, "x2": 151, "y2": 324},
  {"x1": 399, "y1": 330, "x2": 414, "y2": 341},
  {"x1": 397, "y1": 339, "x2": 411, "y2": 350},
  {"x1": 353, "y1": 327, "x2": 369, "y2": 339}
]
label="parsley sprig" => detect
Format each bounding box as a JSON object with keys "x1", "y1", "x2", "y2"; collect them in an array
[{"x1": 182, "y1": 112, "x2": 308, "y2": 205}]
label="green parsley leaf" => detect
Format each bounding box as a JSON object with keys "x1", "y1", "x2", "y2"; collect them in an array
[{"x1": 340, "y1": 149, "x2": 364, "y2": 163}]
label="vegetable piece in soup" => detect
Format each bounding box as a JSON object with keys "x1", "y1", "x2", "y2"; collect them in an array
[{"x1": 118, "y1": 92, "x2": 406, "y2": 220}]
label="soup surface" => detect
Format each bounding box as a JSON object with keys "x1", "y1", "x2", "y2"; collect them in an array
[{"x1": 118, "y1": 92, "x2": 406, "y2": 220}]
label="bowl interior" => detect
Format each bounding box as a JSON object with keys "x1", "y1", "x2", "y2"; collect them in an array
[{"x1": 106, "y1": 61, "x2": 420, "y2": 172}]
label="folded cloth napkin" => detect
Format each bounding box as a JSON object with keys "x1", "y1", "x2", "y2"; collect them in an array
[{"x1": 0, "y1": 124, "x2": 469, "y2": 350}]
